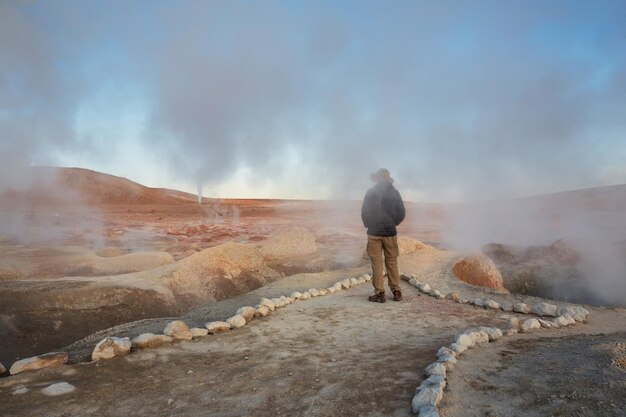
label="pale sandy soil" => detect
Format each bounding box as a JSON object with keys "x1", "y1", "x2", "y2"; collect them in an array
[{"x1": 1, "y1": 251, "x2": 625, "y2": 417}]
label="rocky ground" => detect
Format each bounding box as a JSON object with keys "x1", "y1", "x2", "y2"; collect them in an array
[{"x1": 1, "y1": 248, "x2": 625, "y2": 417}]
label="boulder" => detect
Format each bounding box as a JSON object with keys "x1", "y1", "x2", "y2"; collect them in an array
[
  {"x1": 477, "y1": 327, "x2": 503, "y2": 341},
  {"x1": 532, "y1": 303, "x2": 558, "y2": 317},
  {"x1": 466, "y1": 330, "x2": 490, "y2": 345},
  {"x1": 350, "y1": 277, "x2": 359, "y2": 286},
  {"x1": 309, "y1": 288, "x2": 320, "y2": 297},
  {"x1": 452, "y1": 254, "x2": 508, "y2": 292},
  {"x1": 558, "y1": 306, "x2": 589, "y2": 322},
  {"x1": 484, "y1": 300, "x2": 500, "y2": 310},
  {"x1": 205, "y1": 321, "x2": 230, "y2": 334},
  {"x1": 333, "y1": 282, "x2": 343, "y2": 291},
  {"x1": 537, "y1": 319, "x2": 553, "y2": 328},
  {"x1": 449, "y1": 343, "x2": 467, "y2": 354},
  {"x1": 411, "y1": 383, "x2": 443, "y2": 414},
  {"x1": 227, "y1": 314, "x2": 246, "y2": 329},
  {"x1": 0, "y1": 362, "x2": 5, "y2": 374},
  {"x1": 92, "y1": 337, "x2": 131, "y2": 361},
  {"x1": 520, "y1": 318, "x2": 541, "y2": 332},
  {"x1": 300, "y1": 291, "x2": 311, "y2": 300},
  {"x1": 260, "y1": 297, "x2": 276, "y2": 311},
  {"x1": 513, "y1": 303, "x2": 531, "y2": 314},
  {"x1": 500, "y1": 301, "x2": 514, "y2": 312},
  {"x1": 471, "y1": 299, "x2": 485, "y2": 307},
  {"x1": 318, "y1": 289, "x2": 328, "y2": 296},
  {"x1": 507, "y1": 317, "x2": 520, "y2": 330},
  {"x1": 436, "y1": 354, "x2": 457, "y2": 365},
  {"x1": 273, "y1": 298, "x2": 285, "y2": 308},
  {"x1": 408, "y1": 277, "x2": 418, "y2": 286},
  {"x1": 9, "y1": 352, "x2": 68, "y2": 375},
  {"x1": 425, "y1": 362, "x2": 446, "y2": 378},
  {"x1": 420, "y1": 283, "x2": 431, "y2": 293},
  {"x1": 164, "y1": 320, "x2": 193, "y2": 341},
  {"x1": 341, "y1": 279, "x2": 352, "y2": 289},
  {"x1": 291, "y1": 291, "x2": 303, "y2": 300},
  {"x1": 445, "y1": 292, "x2": 461, "y2": 302},
  {"x1": 190, "y1": 328, "x2": 209, "y2": 337},
  {"x1": 254, "y1": 305, "x2": 270, "y2": 317},
  {"x1": 418, "y1": 406, "x2": 440, "y2": 417},
  {"x1": 326, "y1": 287, "x2": 336, "y2": 293},
  {"x1": 431, "y1": 290, "x2": 445, "y2": 299},
  {"x1": 236, "y1": 306, "x2": 256, "y2": 322},
  {"x1": 454, "y1": 334, "x2": 474, "y2": 348},
  {"x1": 504, "y1": 328, "x2": 518, "y2": 336},
  {"x1": 436, "y1": 347, "x2": 456, "y2": 358},
  {"x1": 363, "y1": 273, "x2": 372, "y2": 281},
  {"x1": 41, "y1": 382, "x2": 75, "y2": 396},
  {"x1": 132, "y1": 333, "x2": 174, "y2": 349}
]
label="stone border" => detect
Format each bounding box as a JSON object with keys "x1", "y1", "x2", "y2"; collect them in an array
[
  {"x1": 401, "y1": 273, "x2": 590, "y2": 417},
  {"x1": 4, "y1": 273, "x2": 373, "y2": 382}
]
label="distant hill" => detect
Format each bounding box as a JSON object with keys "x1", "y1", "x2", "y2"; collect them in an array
[{"x1": 0, "y1": 167, "x2": 200, "y2": 206}]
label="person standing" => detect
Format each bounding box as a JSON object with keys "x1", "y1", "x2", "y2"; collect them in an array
[{"x1": 361, "y1": 168, "x2": 406, "y2": 303}]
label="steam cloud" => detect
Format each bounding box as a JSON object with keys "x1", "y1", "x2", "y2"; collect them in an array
[{"x1": 1, "y1": 1, "x2": 626, "y2": 300}]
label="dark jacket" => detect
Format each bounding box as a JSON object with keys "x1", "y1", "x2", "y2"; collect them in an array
[{"x1": 361, "y1": 181, "x2": 405, "y2": 237}]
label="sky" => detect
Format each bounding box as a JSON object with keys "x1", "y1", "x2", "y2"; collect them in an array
[{"x1": 1, "y1": 0, "x2": 625, "y2": 202}]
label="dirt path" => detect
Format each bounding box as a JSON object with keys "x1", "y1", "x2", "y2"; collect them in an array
[{"x1": 1, "y1": 279, "x2": 506, "y2": 417}]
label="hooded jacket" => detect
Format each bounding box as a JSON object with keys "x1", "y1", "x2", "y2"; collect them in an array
[{"x1": 361, "y1": 181, "x2": 405, "y2": 237}]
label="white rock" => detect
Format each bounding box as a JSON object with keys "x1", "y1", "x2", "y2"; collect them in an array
[
  {"x1": 418, "y1": 406, "x2": 440, "y2": 417},
  {"x1": 164, "y1": 320, "x2": 193, "y2": 341},
  {"x1": 260, "y1": 298, "x2": 275, "y2": 311},
  {"x1": 558, "y1": 306, "x2": 589, "y2": 322},
  {"x1": 9, "y1": 352, "x2": 68, "y2": 375},
  {"x1": 467, "y1": 330, "x2": 490, "y2": 345},
  {"x1": 484, "y1": 300, "x2": 500, "y2": 310},
  {"x1": 318, "y1": 289, "x2": 328, "y2": 296},
  {"x1": 436, "y1": 347, "x2": 456, "y2": 357},
  {"x1": 227, "y1": 314, "x2": 247, "y2": 329},
  {"x1": 41, "y1": 382, "x2": 75, "y2": 396},
  {"x1": 254, "y1": 305, "x2": 270, "y2": 317},
  {"x1": 309, "y1": 288, "x2": 320, "y2": 297},
  {"x1": 425, "y1": 362, "x2": 446, "y2": 378},
  {"x1": 12, "y1": 386, "x2": 29, "y2": 395},
  {"x1": 408, "y1": 277, "x2": 418, "y2": 286},
  {"x1": 520, "y1": 318, "x2": 541, "y2": 332},
  {"x1": 300, "y1": 291, "x2": 311, "y2": 300},
  {"x1": 437, "y1": 354, "x2": 457, "y2": 365},
  {"x1": 363, "y1": 273, "x2": 372, "y2": 281},
  {"x1": 205, "y1": 321, "x2": 230, "y2": 334},
  {"x1": 422, "y1": 374, "x2": 447, "y2": 390},
  {"x1": 236, "y1": 306, "x2": 256, "y2": 322},
  {"x1": 514, "y1": 303, "x2": 531, "y2": 314},
  {"x1": 507, "y1": 317, "x2": 520, "y2": 330},
  {"x1": 454, "y1": 333, "x2": 474, "y2": 348},
  {"x1": 273, "y1": 298, "x2": 284, "y2": 308},
  {"x1": 290, "y1": 291, "x2": 303, "y2": 299},
  {"x1": 92, "y1": 337, "x2": 131, "y2": 361},
  {"x1": 562, "y1": 314, "x2": 577, "y2": 325},
  {"x1": 432, "y1": 290, "x2": 445, "y2": 299},
  {"x1": 333, "y1": 282, "x2": 343, "y2": 291},
  {"x1": 350, "y1": 277, "x2": 359, "y2": 286},
  {"x1": 532, "y1": 303, "x2": 558, "y2": 317},
  {"x1": 478, "y1": 327, "x2": 503, "y2": 341},
  {"x1": 504, "y1": 328, "x2": 518, "y2": 336},
  {"x1": 411, "y1": 386, "x2": 443, "y2": 413},
  {"x1": 190, "y1": 327, "x2": 209, "y2": 337},
  {"x1": 326, "y1": 287, "x2": 336, "y2": 293},
  {"x1": 537, "y1": 319, "x2": 553, "y2": 328},
  {"x1": 471, "y1": 299, "x2": 485, "y2": 307},
  {"x1": 421, "y1": 283, "x2": 431, "y2": 293},
  {"x1": 449, "y1": 343, "x2": 467, "y2": 354},
  {"x1": 500, "y1": 301, "x2": 514, "y2": 312},
  {"x1": 0, "y1": 362, "x2": 5, "y2": 374},
  {"x1": 132, "y1": 333, "x2": 174, "y2": 349},
  {"x1": 341, "y1": 279, "x2": 352, "y2": 289}
]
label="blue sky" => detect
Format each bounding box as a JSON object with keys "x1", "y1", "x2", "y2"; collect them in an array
[{"x1": 1, "y1": 0, "x2": 625, "y2": 201}]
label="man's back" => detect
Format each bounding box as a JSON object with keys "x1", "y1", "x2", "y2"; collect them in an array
[{"x1": 361, "y1": 181, "x2": 405, "y2": 237}]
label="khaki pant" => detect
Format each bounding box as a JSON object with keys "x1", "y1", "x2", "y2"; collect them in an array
[{"x1": 367, "y1": 235, "x2": 401, "y2": 294}]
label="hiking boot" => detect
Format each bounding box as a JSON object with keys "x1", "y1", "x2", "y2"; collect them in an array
[
  {"x1": 392, "y1": 290, "x2": 402, "y2": 302},
  {"x1": 368, "y1": 292, "x2": 386, "y2": 303}
]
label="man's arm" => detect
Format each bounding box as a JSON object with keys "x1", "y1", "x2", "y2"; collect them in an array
[{"x1": 393, "y1": 189, "x2": 405, "y2": 225}]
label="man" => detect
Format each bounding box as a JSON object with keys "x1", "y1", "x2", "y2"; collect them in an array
[{"x1": 361, "y1": 168, "x2": 406, "y2": 303}]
